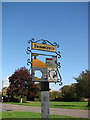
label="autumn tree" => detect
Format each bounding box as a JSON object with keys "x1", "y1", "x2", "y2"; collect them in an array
[{"x1": 7, "y1": 67, "x2": 39, "y2": 103}]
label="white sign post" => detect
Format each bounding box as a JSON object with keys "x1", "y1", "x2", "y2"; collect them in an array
[{"x1": 41, "y1": 82, "x2": 49, "y2": 119}]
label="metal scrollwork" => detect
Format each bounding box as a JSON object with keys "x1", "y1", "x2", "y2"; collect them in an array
[
  {"x1": 31, "y1": 39, "x2": 61, "y2": 47},
  {"x1": 53, "y1": 42, "x2": 59, "y2": 48},
  {"x1": 27, "y1": 59, "x2": 31, "y2": 66},
  {"x1": 26, "y1": 47, "x2": 31, "y2": 54},
  {"x1": 28, "y1": 40, "x2": 31, "y2": 44},
  {"x1": 59, "y1": 82, "x2": 63, "y2": 86},
  {"x1": 57, "y1": 62, "x2": 61, "y2": 68},
  {"x1": 57, "y1": 67, "x2": 62, "y2": 82},
  {"x1": 56, "y1": 51, "x2": 61, "y2": 59},
  {"x1": 42, "y1": 40, "x2": 47, "y2": 44},
  {"x1": 28, "y1": 38, "x2": 34, "y2": 44},
  {"x1": 28, "y1": 39, "x2": 60, "y2": 48},
  {"x1": 26, "y1": 38, "x2": 62, "y2": 85}
]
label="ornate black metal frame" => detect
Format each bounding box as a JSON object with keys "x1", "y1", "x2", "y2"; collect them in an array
[{"x1": 26, "y1": 38, "x2": 62, "y2": 85}]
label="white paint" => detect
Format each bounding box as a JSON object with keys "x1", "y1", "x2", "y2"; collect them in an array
[{"x1": 41, "y1": 91, "x2": 49, "y2": 119}]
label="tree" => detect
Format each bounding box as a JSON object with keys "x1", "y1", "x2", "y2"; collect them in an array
[
  {"x1": 36, "y1": 82, "x2": 41, "y2": 101},
  {"x1": 61, "y1": 83, "x2": 78, "y2": 101},
  {"x1": 73, "y1": 70, "x2": 90, "y2": 106},
  {"x1": 7, "y1": 67, "x2": 39, "y2": 103},
  {"x1": 49, "y1": 91, "x2": 60, "y2": 101}
]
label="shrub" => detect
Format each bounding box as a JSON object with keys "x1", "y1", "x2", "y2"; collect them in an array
[
  {"x1": 49, "y1": 91, "x2": 62, "y2": 101},
  {"x1": 79, "y1": 97, "x2": 85, "y2": 102},
  {"x1": 14, "y1": 95, "x2": 27, "y2": 103},
  {"x1": 34, "y1": 98, "x2": 40, "y2": 102}
]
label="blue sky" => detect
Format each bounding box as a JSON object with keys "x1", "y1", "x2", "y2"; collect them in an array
[{"x1": 1, "y1": 2, "x2": 88, "y2": 91}]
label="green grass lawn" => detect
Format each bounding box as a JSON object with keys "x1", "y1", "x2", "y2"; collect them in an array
[
  {"x1": 2, "y1": 111, "x2": 89, "y2": 119},
  {"x1": 3, "y1": 101, "x2": 90, "y2": 110}
]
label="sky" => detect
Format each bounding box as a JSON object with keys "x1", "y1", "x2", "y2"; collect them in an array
[{"x1": 1, "y1": 2, "x2": 88, "y2": 91}]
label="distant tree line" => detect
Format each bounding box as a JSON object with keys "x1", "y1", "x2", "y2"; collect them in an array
[
  {"x1": 3, "y1": 67, "x2": 90, "y2": 106},
  {"x1": 49, "y1": 70, "x2": 90, "y2": 106}
]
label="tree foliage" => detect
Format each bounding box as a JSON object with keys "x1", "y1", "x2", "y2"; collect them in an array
[
  {"x1": 73, "y1": 70, "x2": 90, "y2": 106},
  {"x1": 61, "y1": 83, "x2": 78, "y2": 101},
  {"x1": 7, "y1": 67, "x2": 39, "y2": 102},
  {"x1": 73, "y1": 70, "x2": 89, "y2": 98},
  {"x1": 49, "y1": 91, "x2": 61, "y2": 101}
]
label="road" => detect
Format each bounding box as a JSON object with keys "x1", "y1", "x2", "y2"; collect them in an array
[{"x1": 2, "y1": 103, "x2": 89, "y2": 118}]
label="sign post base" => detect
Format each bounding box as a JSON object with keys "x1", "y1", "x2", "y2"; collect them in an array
[{"x1": 41, "y1": 82, "x2": 49, "y2": 119}]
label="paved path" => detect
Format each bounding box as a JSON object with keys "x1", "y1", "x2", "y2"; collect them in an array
[{"x1": 2, "y1": 104, "x2": 89, "y2": 118}]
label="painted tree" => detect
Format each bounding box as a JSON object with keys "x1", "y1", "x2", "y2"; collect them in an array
[{"x1": 7, "y1": 67, "x2": 39, "y2": 103}]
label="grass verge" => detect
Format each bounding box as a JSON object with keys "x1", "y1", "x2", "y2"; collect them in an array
[
  {"x1": 2, "y1": 111, "x2": 89, "y2": 120},
  {"x1": 3, "y1": 101, "x2": 90, "y2": 110}
]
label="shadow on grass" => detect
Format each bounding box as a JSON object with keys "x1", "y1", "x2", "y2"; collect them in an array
[{"x1": 54, "y1": 105, "x2": 76, "y2": 107}]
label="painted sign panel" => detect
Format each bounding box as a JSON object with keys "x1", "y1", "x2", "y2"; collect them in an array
[
  {"x1": 32, "y1": 42, "x2": 56, "y2": 52},
  {"x1": 32, "y1": 53, "x2": 57, "y2": 82},
  {"x1": 48, "y1": 68, "x2": 57, "y2": 82}
]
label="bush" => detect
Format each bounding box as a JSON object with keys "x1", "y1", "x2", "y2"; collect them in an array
[
  {"x1": 14, "y1": 95, "x2": 27, "y2": 103},
  {"x1": 34, "y1": 98, "x2": 40, "y2": 102},
  {"x1": 22, "y1": 96, "x2": 27, "y2": 103},
  {"x1": 61, "y1": 84, "x2": 80, "y2": 101},
  {"x1": 3, "y1": 96, "x2": 8, "y2": 102},
  {"x1": 79, "y1": 97, "x2": 85, "y2": 102},
  {"x1": 49, "y1": 91, "x2": 62, "y2": 101}
]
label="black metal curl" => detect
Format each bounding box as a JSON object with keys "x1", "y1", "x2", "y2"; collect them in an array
[
  {"x1": 28, "y1": 40, "x2": 31, "y2": 44},
  {"x1": 27, "y1": 59, "x2": 31, "y2": 66},
  {"x1": 42, "y1": 40, "x2": 47, "y2": 44},
  {"x1": 56, "y1": 51, "x2": 61, "y2": 59},
  {"x1": 57, "y1": 67, "x2": 62, "y2": 82},
  {"x1": 53, "y1": 42, "x2": 59, "y2": 48},
  {"x1": 33, "y1": 39, "x2": 57, "y2": 46},
  {"x1": 26, "y1": 47, "x2": 31, "y2": 54},
  {"x1": 28, "y1": 39, "x2": 60, "y2": 49},
  {"x1": 28, "y1": 38, "x2": 34, "y2": 44},
  {"x1": 58, "y1": 77, "x2": 62, "y2": 82},
  {"x1": 59, "y1": 82, "x2": 63, "y2": 86},
  {"x1": 31, "y1": 38, "x2": 34, "y2": 42},
  {"x1": 57, "y1": 62, "x2": 61, "y2": 68}
]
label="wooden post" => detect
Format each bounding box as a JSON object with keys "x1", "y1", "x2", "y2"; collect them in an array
[{"x1": 41, "y1": 82, "x2": 49, "y2": 119}]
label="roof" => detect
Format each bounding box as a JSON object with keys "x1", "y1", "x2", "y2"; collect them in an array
[{"x1": 32, "y1": 59, "x2": 46, "y2": 68}]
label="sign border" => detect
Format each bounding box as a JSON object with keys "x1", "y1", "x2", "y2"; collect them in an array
[{"x1": 32, "y1": 42, "x2": 56, "y2": 52}]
